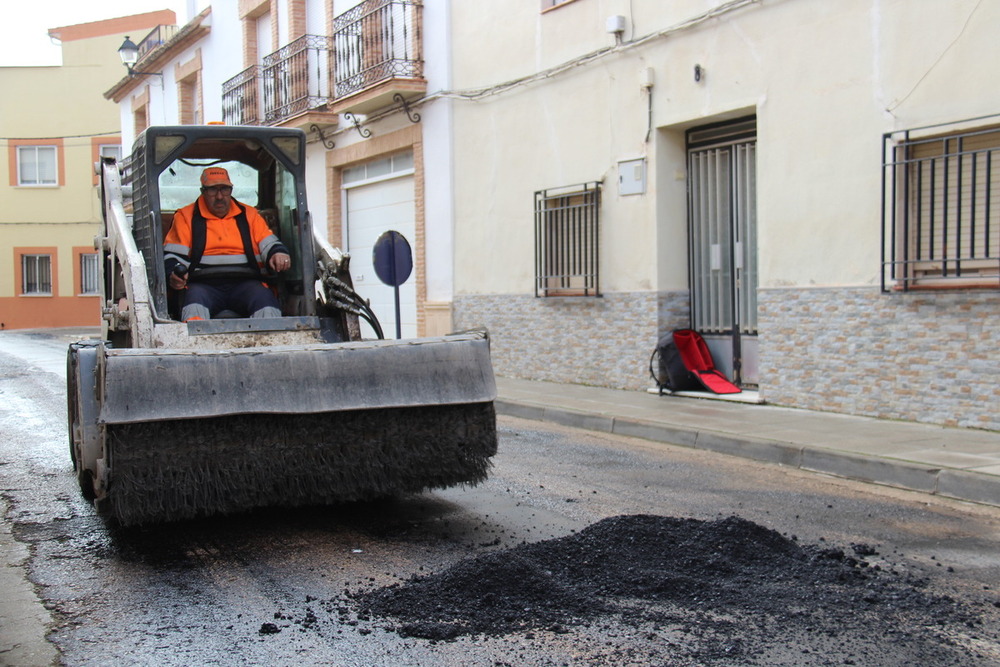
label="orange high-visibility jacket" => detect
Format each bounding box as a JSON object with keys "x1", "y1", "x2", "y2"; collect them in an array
[{"x1": 164, "y1": 197, "x2": 285, "y2": 276}]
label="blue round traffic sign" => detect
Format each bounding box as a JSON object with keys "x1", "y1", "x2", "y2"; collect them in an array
[{"x1": 372, "y1": 230, "x2": 413, "y2": 287}]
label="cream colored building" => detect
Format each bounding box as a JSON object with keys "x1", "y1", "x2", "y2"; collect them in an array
[
  {"x1": 447, "y1": 0, "x2": 999, "y2": 430},
  {"x1": 0, "y1": 10, "x2": 174, "y2": 329}
]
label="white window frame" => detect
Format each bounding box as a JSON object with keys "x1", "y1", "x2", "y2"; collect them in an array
[
  {"x1": 342, "y1": 151, "x2": 415, "y2": 187},
  {"x1": 17, "y1": 145, "x2": 58, "y2": 187},
  {"x1": 99, "y1": 144, "x2": 123, "y2": 161},
  {"x1": 22, "y1": 254, "x2": 52, "y2": 295}
]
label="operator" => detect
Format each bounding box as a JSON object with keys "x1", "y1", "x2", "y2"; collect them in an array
[{"x1": 164, "y1": 167, "x2": 291, "y2": 321}]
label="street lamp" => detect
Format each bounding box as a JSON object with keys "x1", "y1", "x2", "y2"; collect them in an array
[{"x1": 117, "y1": 36, "x2": 162, "y2": 78}]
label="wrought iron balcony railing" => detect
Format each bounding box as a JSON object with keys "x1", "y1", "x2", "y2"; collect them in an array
[
  {"x1": 221, "y1": 0, "x2": 424, "y2": 126},
  {"x1": 221, "y1": 65, "x2": 262, "y2": 126},
  {"x1": 262, "y1": 34, "x2": 334, "y2": 125},
  {"x1": 136, "y1": 24, "x2": 178, "y2": 62},
  {"x1": 333, "y1": 0, "x2": 423, "y2": 103},
  {"x1": 222, "y1": 34, "x2": 335, "y2": 127}
]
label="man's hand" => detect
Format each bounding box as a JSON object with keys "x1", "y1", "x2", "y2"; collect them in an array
[
  {"x1": 169, "y1": 269, "x2": 188, "y2": 290},
  {"x1": 269, "y1": 252, "x2": 292, "y2": 273}
]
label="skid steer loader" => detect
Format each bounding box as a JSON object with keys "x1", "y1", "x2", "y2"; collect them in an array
[{"x1": 66, "y1": 125, "x2": 497, "y2": 526}]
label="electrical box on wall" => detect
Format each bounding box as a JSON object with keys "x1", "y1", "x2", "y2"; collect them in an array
[
  {"x1": 618, "y1": 158, "x2": 646, "y2": 195},
  {"x1": 606, "y1": 15, "x2": 627, "y2": 34}
]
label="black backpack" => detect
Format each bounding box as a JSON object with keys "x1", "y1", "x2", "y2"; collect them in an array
[{"x1": 649, "y1": 332, "x2": 700, "y2": 394}]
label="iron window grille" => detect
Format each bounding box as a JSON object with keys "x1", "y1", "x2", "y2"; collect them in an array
[
  {"x1": 135, "y1": 24, "x2": 178, "y2": 62},
  {"x1": 534, "y1": 181, "x2": 601, "y2": 297},
  {"x1": 22, "y1": 254, "x2": 52, "y2": 295},
  {"x1": 80, "y1": 253, "x2": 100, "y2": 295},
  {"x1": 882, "y1": 116, "x2": 1000, "y2": 291}
]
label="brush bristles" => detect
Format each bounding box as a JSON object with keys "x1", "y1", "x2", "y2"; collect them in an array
[{"x1": 102, "y1": 403, "x2": 497, "y2": 526}]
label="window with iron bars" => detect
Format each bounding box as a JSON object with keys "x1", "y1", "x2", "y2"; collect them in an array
[
  {"x1": 80, "y1": 253, "x2": 100, "y2": 295},
  {"x1": 534, "y1": 182, "x2": 601, "y2": 297},
  {"x1": 882, "y1": 117, "x2": 1000, "y2": 291},
  {"x1": 22, "y1": 254, "x2": 52, "y2": 295}
]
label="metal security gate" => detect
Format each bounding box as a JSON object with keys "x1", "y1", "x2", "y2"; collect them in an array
[{"x1": 687, "y1": 117, "x2": 759, "y2": 386}]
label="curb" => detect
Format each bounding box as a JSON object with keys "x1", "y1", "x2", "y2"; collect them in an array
[{"x1": 495, "y1": 400, "x2": 1000, "y2": 509}]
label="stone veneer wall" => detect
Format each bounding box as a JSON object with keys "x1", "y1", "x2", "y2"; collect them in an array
[
  {"x1": 457, "y1": 286, "x2": 998, "y2": 432},
  {"x1": 454, "y1": 291, "x2": 690, "y2": 390},
  {"x1": 758, "y1": 287, "x2": 999, "y2": 431}
]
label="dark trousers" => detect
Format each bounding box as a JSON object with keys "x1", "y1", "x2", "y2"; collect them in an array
[{"x1": 182, "y1": 279, "x2": 280, "y2": 320}]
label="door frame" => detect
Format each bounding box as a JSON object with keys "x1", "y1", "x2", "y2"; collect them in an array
[{"x1": 685, "y1": 116, "x2": 759, "y2": 386}]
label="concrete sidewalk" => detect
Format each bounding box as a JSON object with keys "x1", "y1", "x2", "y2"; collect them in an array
[{"x1": 494, "y1": 377, "x2": 1000, "y2": 509}]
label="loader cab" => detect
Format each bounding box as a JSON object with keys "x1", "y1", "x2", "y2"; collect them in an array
[{"x1": 126, "y1": 126, "x2": 317, "y2": 327}]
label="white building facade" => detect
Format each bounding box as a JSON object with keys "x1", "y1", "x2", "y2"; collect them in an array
[
  {"x1": 107, "y1": 0, "x2": 453, "y2": 339},
  {"x1": 447, "y1": 0, "x2": 999, "y2": 431},
  {"x1": 105, "y1": 0, "x2": 998, "y2": 431}
]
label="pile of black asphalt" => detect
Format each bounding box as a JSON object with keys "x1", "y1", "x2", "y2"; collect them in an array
[{"x1": 343, "y1": 514, "x2": 997, "y2": 665}]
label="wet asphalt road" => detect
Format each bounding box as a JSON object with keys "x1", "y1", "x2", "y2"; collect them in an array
[{"x1": 2, "y1": 329, "x2": 1000, "y2": 666}]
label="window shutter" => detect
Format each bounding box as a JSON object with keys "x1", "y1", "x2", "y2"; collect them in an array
[{"x1": 906, "y1": 127, "x2": 1000, "y2": 280}]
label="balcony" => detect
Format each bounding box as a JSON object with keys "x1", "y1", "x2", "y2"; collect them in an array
[
  {"x1": 221, "y1": 0, "x2": 425, "y2": 127},
  {"x1": 332, "y1": 0, "x2": 425, "y2": 115},
  {"x1": 105, "y1": 10, "x2": 209, "y2": 104},
  {"x1": 221, "y1": 65, "x2": 262, "y2": 126},
  {"x1": 263, "y1": 34, "x2": 334, "y2": 125},
  {"x1": 222, "y1": 35, "x2": 336, "y2": 128},
  {"x1": 136, "y1": 24, "x2": 179, "y2": 62}
]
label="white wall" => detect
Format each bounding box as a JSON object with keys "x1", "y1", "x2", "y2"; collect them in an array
[
  {"x1": 332, "y1": 0, "x2": 365, "y2": 15},
  {"x1": 447, "y1": 0, "x2": 1000, "y2": 295},
  {"x1": 420, "y1": 0, "x2": 454, "y2": 304},
  {"x1": 118, "y1": 1, "x2": 244, "y2": 152}
]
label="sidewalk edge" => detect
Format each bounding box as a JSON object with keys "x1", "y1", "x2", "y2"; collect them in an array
[{"x1": 495, "y1": 401, "x2": 1000, "y2": 509}]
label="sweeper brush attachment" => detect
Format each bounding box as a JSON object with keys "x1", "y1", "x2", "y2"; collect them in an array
[
  {"x1": 105, "y1": 403, "x2": 496, "y2": 526},
  {"x1": 70, "y1": 333, "x2": 499, "y2": 527}
]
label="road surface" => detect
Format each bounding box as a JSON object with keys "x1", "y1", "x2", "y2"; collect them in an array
[{"x1": 2, "y1": 329, "x2": 999, "y2": 666}]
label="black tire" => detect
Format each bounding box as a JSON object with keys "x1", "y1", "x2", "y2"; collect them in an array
[
  {"x1": 78, "y1": 468, "x2": 97, "y2": 502},
  {"x1": 66, "y1": 345, "x2": 79, "y2": 467},
  {"x1": 66, "y1": 341, "x2": 103, "y2": 502}
]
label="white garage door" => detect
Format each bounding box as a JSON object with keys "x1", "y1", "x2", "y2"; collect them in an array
[{"x1": 343, "y1": 154, "x2": 416, "y2": 339}]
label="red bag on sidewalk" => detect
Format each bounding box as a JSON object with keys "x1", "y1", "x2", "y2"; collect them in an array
[{"x1": 670, "y1": 330, "x2": 741, "y2": 394}]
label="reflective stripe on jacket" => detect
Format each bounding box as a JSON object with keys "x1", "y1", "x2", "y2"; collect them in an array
[{"x1": 164, "y1": 197, "x2": 285, "y2": 274}]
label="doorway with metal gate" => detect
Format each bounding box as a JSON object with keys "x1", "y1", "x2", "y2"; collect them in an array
[{"x1": 686, "y1": 117, "x2": 759, "y2": 387}]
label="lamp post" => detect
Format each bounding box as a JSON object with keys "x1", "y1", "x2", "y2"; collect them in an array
[{"x1": 117, "y1": 36, "x2": 162, "y2": 78}]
